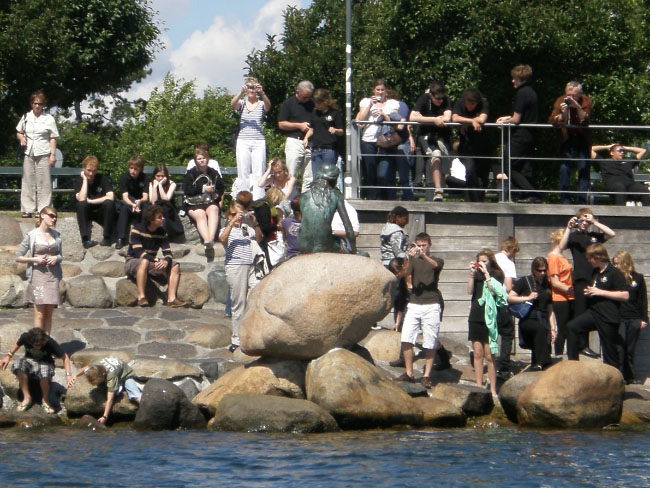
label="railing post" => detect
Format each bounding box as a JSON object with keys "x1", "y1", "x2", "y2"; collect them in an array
[{"x1": 347, "y1": 123, "x2": 360, "y2": 199}]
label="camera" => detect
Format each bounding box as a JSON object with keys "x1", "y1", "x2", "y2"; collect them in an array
[
  {"x1": 474, "y1": 262, "x2": 481, "y2": 268},
  {"x1": 564, "y1": 97, "x2": 571, "y2": 105},
  {"x1": 246, "y1": 84, "x2": 256, "y2": 90},
  {"x1": 372, "y1": 96, "x2": 382, "y2": 103}
]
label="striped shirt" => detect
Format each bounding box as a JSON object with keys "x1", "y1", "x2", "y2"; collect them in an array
[
  {"x1": 219, "y1": 224, "x2": 254, "y2": 265},
  {"x1": 126, "y1": 224, "x2": 173, "y2": 263},
  {"x1": 237, "y1": 100, "x2": 265, "y2": 140}
]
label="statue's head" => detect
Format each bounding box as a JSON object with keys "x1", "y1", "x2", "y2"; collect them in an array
[{"x1": 317, "y1": 163, "x2": 340, "y2": 184}]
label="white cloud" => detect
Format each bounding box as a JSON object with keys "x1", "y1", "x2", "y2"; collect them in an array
[{"x1": 123, "y1": 0, "x2": 303, "y2": 101}]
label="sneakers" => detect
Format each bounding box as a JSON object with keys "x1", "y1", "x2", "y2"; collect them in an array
[
  {"x1": 420, "y1": 376, "x2": 432, "y2": 389},
  {"x1": 394, "y1": 372, "x2": 415, "y2": 383},
  {"x1": 433, "y1": 190, "x2": 444, "y2": 202}
]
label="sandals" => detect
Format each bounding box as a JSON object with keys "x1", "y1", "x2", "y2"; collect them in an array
[
  {"x1": 21, "y1": 212, "x2": 32, "y2": 219},
  {"x1": 42, "y1": 403, "x2": 56, "y2": 414},
  {"x1": 17, "y1": 401, "x2": 32, "y2": 412}
]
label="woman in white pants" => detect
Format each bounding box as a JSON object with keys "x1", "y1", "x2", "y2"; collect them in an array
[{"x1": 231, "y1": 77, "x2": 271, "y2": 200}]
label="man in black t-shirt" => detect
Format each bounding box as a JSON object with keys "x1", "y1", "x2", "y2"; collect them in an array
[
  {"x1": 75, "y1": 156, "x2": 115, "y2": 248},
  {"x1": 278, "y1": 80, "x2": 315, "y2": 193},
  {"x1": 116, "y1": 156, "x2": 149, "y2": 249},
  {"x1": 410, "y1": 81, "x2": 452, "y2": 201},
  {"x1": 452, "y1": 88, "x2": 491, "y2": 202},
  {"x1": 496, "y1": 65, "x2": 539, "y2": 203},
  {"x1": 591, "y1": 144, "x2": 649, "y2": 206},
  {"x1": 566, "y1": 244, "x2": 629, "y2": 368}
]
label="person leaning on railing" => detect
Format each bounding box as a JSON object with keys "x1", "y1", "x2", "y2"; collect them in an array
[{"x1": 591, "y1": 144, "x2": 649, "y2": 206}]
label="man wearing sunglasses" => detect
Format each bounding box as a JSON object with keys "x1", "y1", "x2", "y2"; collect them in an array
[{"x1": 591, "y1": 144, "x2": 649, "y2": 206}]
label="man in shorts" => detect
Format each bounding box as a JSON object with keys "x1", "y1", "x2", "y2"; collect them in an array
[
  {"x1": 124, "y1": 204, "x2": 186, "y2": 307},
  {"x1": 395, "y1": 232, "x2": 444, "y2": 388}
]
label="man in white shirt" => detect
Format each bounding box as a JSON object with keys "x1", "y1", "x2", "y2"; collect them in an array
[
  {"x1": 331, "y1": 200, "x2": 360, "y2": 252},
  {"x1": 494, "y1": 236, "x2": 519, "y2": 379}
]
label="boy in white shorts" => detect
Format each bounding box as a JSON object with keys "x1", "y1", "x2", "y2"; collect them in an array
[{"x1": 395, "y1": 232, "x2": 444, "y2": 388}]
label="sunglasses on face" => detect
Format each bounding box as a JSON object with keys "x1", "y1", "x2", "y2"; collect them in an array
[
  {"x1": 534, "y1": 268, "x2": 547, "y2": 273},
  {"x1": 46, "y1": 213, "x2": 57, "y2": 219}
]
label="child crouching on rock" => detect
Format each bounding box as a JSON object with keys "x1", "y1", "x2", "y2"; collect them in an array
[{"x1": 71, "y1": 357, "x2": 141, "y2": 425}]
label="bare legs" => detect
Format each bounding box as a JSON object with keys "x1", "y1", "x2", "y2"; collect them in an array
[
  {"x1": 167, "y1": 264, "x2": 181, "y2": 303},
  {"x1": 188, "y1": 206, "x2": 220, "y2": 244},
  {"x1": 472, "y1": 341, "x2": 497, "y2": 396},
  {"x1": 136, "y1": 259, "x2": 181, "y2": 303},
  {"x1": 16, "y1": 370, "x2": 52, "y2": 409},
  {"x1": 33, "y1": 304, "x2": 54, "y2": 335},
  {"x1": 401, "y1": 343, "x2": 436, "y2": 379}
]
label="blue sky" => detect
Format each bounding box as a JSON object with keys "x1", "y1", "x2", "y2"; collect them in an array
[{"x1": 127, "y1": 0, "x2": 310, "y2": 99}]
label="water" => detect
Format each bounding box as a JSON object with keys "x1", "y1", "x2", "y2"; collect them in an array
[{"x1": 1, "y1": 427, "x2": 649, "y2": 487}]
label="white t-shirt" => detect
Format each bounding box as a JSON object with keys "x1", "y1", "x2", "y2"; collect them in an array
[
  {"x1": 186, "y1": 158, "x2": 222, "y2": 176},
  {"x1": 495, "y1": 252, "x2": 517, "y2": 279},
  {"x1": 331, "y1": 201, "x2": 360, "y2": 234},
  {"x1": 358, "y1": 98, "x2": 400, "y2": 142}
]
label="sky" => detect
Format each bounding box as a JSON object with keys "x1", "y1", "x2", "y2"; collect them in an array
[{"x1": 126, "y1": 0, "x2": 310, "y2": 100}]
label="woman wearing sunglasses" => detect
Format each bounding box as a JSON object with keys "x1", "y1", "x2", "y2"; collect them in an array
[
  {"x1": 231, "y1": 76, "x2": 271, "y2": 200},
  {"x1": 508, "y1": 257, "x2": 557, "y2": 371},
  {"x1": 16, "y1": 207, "x2": 63, "y2": 335},
  {"x1": 591, "y1": 144, "x2": 649, "y2": 206}
]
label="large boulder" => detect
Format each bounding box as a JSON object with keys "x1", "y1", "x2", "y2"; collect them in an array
[
  {"x1": 0, "y1": 405, "x2": 65, "y2": 429},
  {"x1": 431, "y1": 383, "x2": 494, "y2": 417},
  {"x1": 129, "y1": 358, "x2": 202, "y2": 381},
  {"x1": 133, "y1": 379, "x2": 206, "y2": 431},
  {"x1": 186, "y1": 325, "x2": 231, "y2": 349},
  {"x1": 498, "y1": 371, "x2": 543, "y2": 423},
  {"x1": 305, "y1": 348, "x2": 422, "y2": 429},
  {"x1": 240, "y1": 254, "x2": 394, "y2": 359},
  {"x1": 412, "y1": 397, "x2": 467, "y2": 427},
  {"x1": 0, "y1": 249, "x2": 19, "y2": 276},
  {"x1": 359, "y1": 330, "x2": 402, "y2": 363},
  {"x1": 210, "y1": 394, "x2": 338, "y2": 433},
  {"x1": 114, "y1": 278, "x2": 162, "y2": 307},
  {"x1": 63, "y1": 376, "x2": 138, "y2": 419},
  {"x1": 65, "y1": 275, "x2": 113, "y2": 308},
  {"x1": 89, "y1": 261, "x2": 126, "y2": 278},
  {"x1": 0, "y1": 216, "x2": 23, "y2": 246},
  {"x1": 517, "y1": 361, "x2": 625, "y2": 428},
  {"x1": 192, "y1": 358, "x2": 307, "y2": 415},
  {"x1": 623, "y1": 399, "x2": 650, "y2": 423},
  {"x1": 177, "y1": 273, "x2": 210, "y2": 308},
  {"x1": 0, "y1": 274, "x2": 25, "y2": 307},
  {"x1": 207, "y1": 266, "x2": 229, "y2": 304}
]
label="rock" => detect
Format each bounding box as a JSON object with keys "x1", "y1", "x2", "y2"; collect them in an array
[
  {"x1": 498, "y1": 371, "x2": 543, "y2": 423},
  {"x1": 89, "y1": 261, "x2": 125, "y2": 278},
  {"x1": 0, "y1": 405, "x2": 65, "y2": 428},
  {"x1": 394, "y1": 381, "x2": 429, "y2": 398},
  {"x1": 64, "y1": 375, "x2": 138, "y2": 419},
  {"x1": 170, "y1": 244, "x2": 191, "y2": 259},
  {"x1": 88, "y1": 246, "x2": 116, "y2": 262},
  {"x1": 58, "y1": 217, "x2": 87, "y2": 263},
  {"x1": 179, "y1": 263, "x2": 205, "y2": 273},
  {"x1": 114, "y1": 278, "x2": 163, "y2": 307},
  {"x1": 207, "y1": 266, "x2": 229, "y2": 304},
  {"x1": 61, "y1": 264, "x2": 82, "y2": 278},
  {"x1": 624, "y1": 385, "x2": 650, "y2": 401},
  {"x1": 144, "y1": 329, "x2": 185, "y2": 342},
  {"x1": 70, "y1": 350, "x2": 133, "y2": 369},
  {"x1": 0, "y1": 369, "x2": 19, "y2": 400},
  {"x1": 412, "y1": 397, "x2": 467, "y2": 427},
  {"x1": 0, "y1": 323, "x2": 32, "y2": 358},
  {"x1": 0, "y1": 216, "x2": 23, "y2": 246},
  {"x1": 195, "y1": 243, "x2": 225, "y2": 258},
  {"x1": 0, "y1": 274, "x2": 25, "y2": 307},
  {"x1": 241, "y1": 254, "x2": 394, "y2": 359},
  {"x1": 517, "y1": 361, "x2": 625, "y2": 428},
  {"x1": 186, "y1": 325, "x2": 231, "y2": 349},
  {"x1": 65, "y1": 275, "x2": 112, "y2": 308},
  {"x1": 177, "y1": 273, "x2": 210, "y2": 308},
  {"x1": 81, "y1": 328, "x2": 142, "y2": 348},
  {"x1": 0, "y1": 250, "x2": 19, "y2": 276},
  {"x1": 130, "y1": 358, "x2": 202, "y2": 381},
  {"x1": 623, "y1": 399, "x2": 650, "y2": 423},
  {"x1": 305, "y1": 348, "x2": 422, "y2": 429},
  {"x1": 359, "y1": 330, "x2": 402, "y2": 363},
  {"x1": 133, "y1": 379, "x2": 206, "y2": 431},
  {"x1": 177, "y1": 378, "x2": 200, "y2": 400},
  {"x1": 210, "y1": 394, "x2": 338, "y2": 433},
  {"x1": 431, "y1": 383, "x2": 494, "y2": 417},
  {"x1": 193, "y1": 358, "x2": 307, "y2": 415},
  {"x1": 137, "y1": 341, "x2": 197, "y2": 359},
  {"x1": 70, "y1": 414, "x2": 107, "y2": 430}
]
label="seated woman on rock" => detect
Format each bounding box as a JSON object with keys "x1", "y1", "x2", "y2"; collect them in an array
[
  {"x1": 508, "y1": 257, "x2": 557, "y2": 371},
  {"x1": 0, "y1": 327, "x2": 73, "y2": 414},
  {"x1": 148, "y1": 163, "x2": 184, "y2": 240},
  {"x1": 125, "y1": 204, "x2": 186, "y2": 308}
]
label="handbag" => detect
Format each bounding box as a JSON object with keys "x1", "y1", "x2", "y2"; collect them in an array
[
  {"x1": 376, "y1": 126, "x2": 402, "y2": 148},
  {"x1": 183, "y1": 193, "x2": 213, "y2": 206},
  {"x1": 508, "y1": 276, "x2": 535, "y2": 319}
]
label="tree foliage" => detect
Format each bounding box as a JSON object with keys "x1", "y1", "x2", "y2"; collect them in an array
[
  {"x1": 246, "y1": 0, "x2": 650, "y2": 129},
  {"x1": 0, "y1": 0, "x2": 160, "y2": 148}
]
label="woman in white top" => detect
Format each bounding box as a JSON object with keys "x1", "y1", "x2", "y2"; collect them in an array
[
  {"x1": 16, "y1": 90, "x2": 60, "y2": 218},
  {"x1": 231, "y1": 77, "x2": 271, "y2": 200},
  {"x1": 355, "y1": 79, "x2": 399, "y2": 199},
  {"x1": 257, "y1": 158, "x2": 297, "y2": 201}
]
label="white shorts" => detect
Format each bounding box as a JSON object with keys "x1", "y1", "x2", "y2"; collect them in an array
[{"x1": 401, "y1": 302, "x2": 441, "y2": 349}]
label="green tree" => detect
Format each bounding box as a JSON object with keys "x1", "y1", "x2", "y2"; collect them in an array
[{"x1": 0, "y1": 0, "x2": 160, "y2": 151}]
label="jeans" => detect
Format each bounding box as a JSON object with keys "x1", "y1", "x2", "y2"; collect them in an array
[
  {"x1": 559, "y1": 137, "x2": 590, "y2": 204},
  {"x1": 236, "y1": 138, "x2": 266, "y2": 200},
  {"x1": 360, "y1": 141, "x2": 379, "y2": 199},
  {"x1": 376, "y1": 147, "x2": 397, "y2": 200},
  {"x1": 396, "y1": 141, "x2": 414, "y2": 201},
  {"x1": 311, "y1": 148, "x2": 337, "y2": 181}
]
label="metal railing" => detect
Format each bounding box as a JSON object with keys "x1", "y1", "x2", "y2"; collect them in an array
[{"x1": 348, "y1": 120, "x2": 650, "y2": 203}]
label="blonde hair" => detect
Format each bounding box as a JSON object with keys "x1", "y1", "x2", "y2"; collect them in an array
[
  {"x1": 614, "y1": 250, "x2": 635, "y2": 284},
  {"x1": 265, "y1": 187, "x2": 285, "y2": 207},
  {"x1": 85, "y1": 365, "x2": 107, "y2": 386},
  {"x1": 550, "y1": 229, "x2": 564, "y2": 246}
]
